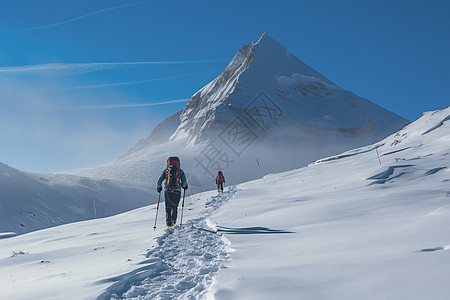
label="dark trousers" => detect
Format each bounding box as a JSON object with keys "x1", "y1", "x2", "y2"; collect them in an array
[
  {"x1": 164, "y1": 190, "x2": 181, "y2": 225},
  {"x1": 217, "y1": 182, "x2": 224, "y2": 192}
]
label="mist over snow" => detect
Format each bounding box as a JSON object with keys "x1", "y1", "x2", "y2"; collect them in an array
[{"x1": 0, "y1": 106, "x2": 448, "y2": 299}]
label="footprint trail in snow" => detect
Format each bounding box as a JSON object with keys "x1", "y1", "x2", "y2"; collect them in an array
[{"x1": 97, "y1": 186, "x2": 236, "y2": 300}]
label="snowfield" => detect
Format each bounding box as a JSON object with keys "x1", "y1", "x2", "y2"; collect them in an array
[{"x1": 0, "y1": 106, "x2": 449, "y2": 299}]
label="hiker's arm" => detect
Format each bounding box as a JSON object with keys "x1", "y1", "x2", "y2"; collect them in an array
[
  {"x1": 180, "y1": 170, "x2": 188, "y2": 189},
  {"x1": 157, "y1": 170, "x2": 165, "y2": 188}
]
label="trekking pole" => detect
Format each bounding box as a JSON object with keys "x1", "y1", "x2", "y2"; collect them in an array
[
  {"x1": 153, "y1": 191, "x2": 161, "y2": 231},
  {"x1": 180, "y1": 189, "x2": 186, "y2": 226}
]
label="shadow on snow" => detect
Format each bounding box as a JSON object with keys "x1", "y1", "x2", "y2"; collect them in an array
[{"x1": 216, "y1": 226, "x2": 294, "y2": 234}]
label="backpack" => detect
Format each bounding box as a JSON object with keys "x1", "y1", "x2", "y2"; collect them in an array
[
  {"x1": 166, "y1": 157, "x2": 181, "y2": 190},
  {"x1": 216, "y1": 171, "x2": 224, "y2": 183}
]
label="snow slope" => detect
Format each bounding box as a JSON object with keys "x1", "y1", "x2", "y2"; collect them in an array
[
  {"x1": 210, "y1": 106, "x2": 450, "y2": 299},
  {"x1": 1, "y1": 106, "x2": 448, "y2": 299}
]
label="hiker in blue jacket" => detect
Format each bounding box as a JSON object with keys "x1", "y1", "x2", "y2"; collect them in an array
[{"x1": 157, "y1": 157, "x2": 188, "y2": 227}]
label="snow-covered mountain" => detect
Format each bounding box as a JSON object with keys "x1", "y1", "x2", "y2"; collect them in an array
[
  {"x1": 0, "y1": 33, "x2": 409, "y2": 236},
  {"x1": 1, "y1": 106, "x2": 448, "y2": 299},
  {"x1": 68, "y1": 33, "x2": 409, "y2": 191},
  {"x1": 0, "y1": 163, "x2": 150, "y2": 235}
]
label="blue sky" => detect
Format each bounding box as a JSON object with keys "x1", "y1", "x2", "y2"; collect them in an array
[{"x1": 0, "y1": 0, "x2": 449, "y2": 173}]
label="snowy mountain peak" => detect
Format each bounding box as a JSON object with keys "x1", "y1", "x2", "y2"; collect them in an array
[
  {"x1": 251, "y1": 32, "x2": 335, "y2": 85},
  {"x1": 169, "y1": 33, "x2": 341, "y2": 144},
  {"x1": 166, "y1": 33, "x2": 406, "y2": 146},
  {"x1": 180, "y1": 39, "x2": 254, "y2": 123},
  {"x1": 67, "y1": 34, "x2": 409, "y2": 191},
  {"x1": 185, "y1": 32, "x2": 335, "y2": 110}
]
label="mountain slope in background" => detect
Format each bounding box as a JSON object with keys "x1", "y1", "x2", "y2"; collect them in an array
[
  {"x1": 69, "y1": 33, "x2": 409, "y2": 189},
  {"x1": 1, "y1": 106, "x2": 448, "y2": 299},
  {"x1": 0, "y1": 163, "x2": 149, "y2": 235}
]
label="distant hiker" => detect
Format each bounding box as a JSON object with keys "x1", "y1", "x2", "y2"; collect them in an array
[
  {"x1": 216, "y1": 171, "x2": 225, "y2": 192},
  {"x1": 157, "y1": 157, "x2": 188, "y2": 227}
]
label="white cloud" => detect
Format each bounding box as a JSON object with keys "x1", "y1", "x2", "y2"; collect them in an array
[
  {"x1": 7, "y1": 0, "x2": 161, "y2": 34},
  {"x1": 0, "y1": 62, "x2": 222, "y2": 76},
  {"x1": 67, "y1": 99, "x2": 189, "y2": 110}
]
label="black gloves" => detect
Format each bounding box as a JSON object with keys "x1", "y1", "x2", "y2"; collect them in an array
[{"x1": 183, "y1": 185, "x2": 188, "y2": 190}]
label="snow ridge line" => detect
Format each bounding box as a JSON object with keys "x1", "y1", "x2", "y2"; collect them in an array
[{"x1": 97, "y1": 186, "x2": 237, "y2": 300}]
